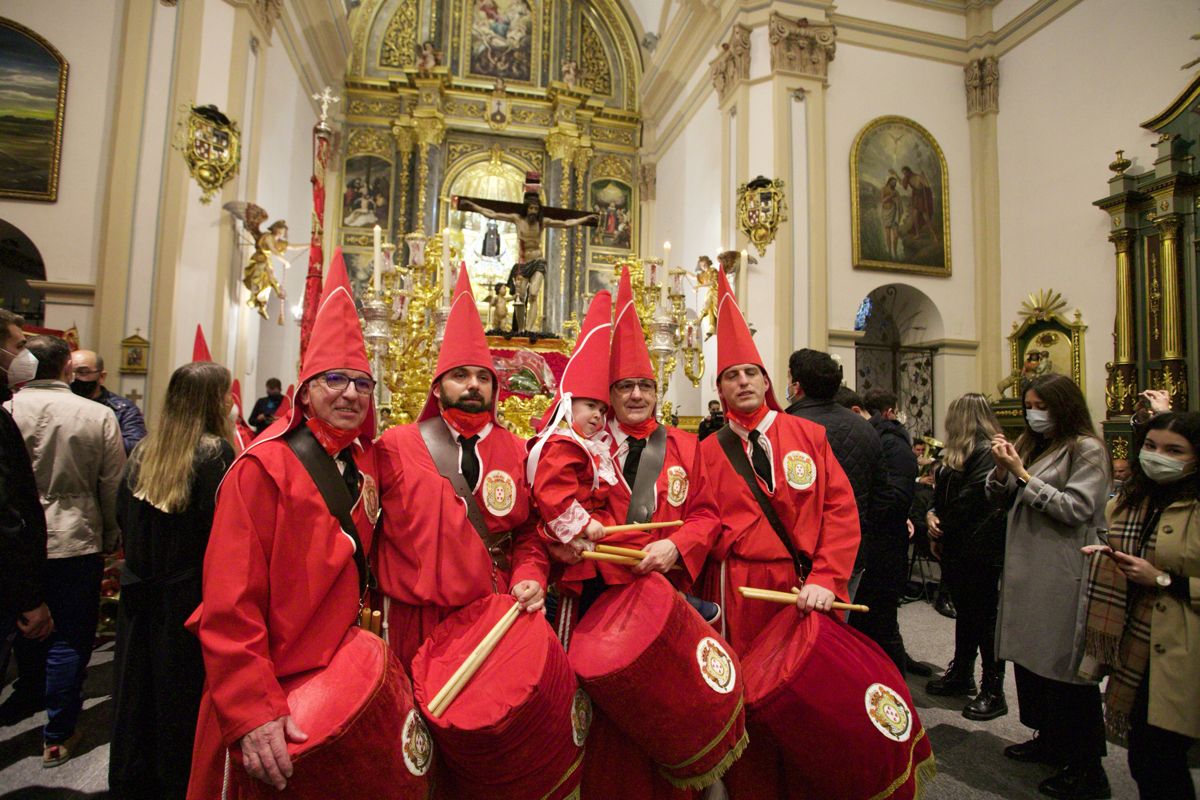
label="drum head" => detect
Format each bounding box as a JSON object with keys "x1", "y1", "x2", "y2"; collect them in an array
[
  {"x1": 568, "y1": 572, "x2": 676, "y2": 679},
  {"x1": 741, "y1": 606, "x2": 819, "y2": 706}
]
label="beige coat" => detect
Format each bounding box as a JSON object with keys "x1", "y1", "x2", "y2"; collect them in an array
[
  {"x1": 987, "y1": 436, "x2": 1109, "y2": 683},
  {"x1": 10, "y1": 380, "x2": 125, "y2": 557},
  {"x1": 1144, "y1": 499, "x2": 1200, "y2": 738}
]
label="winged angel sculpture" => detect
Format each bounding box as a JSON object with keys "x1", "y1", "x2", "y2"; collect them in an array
[{"x1": 224, "y1": 202, "x2": 289, "y2": 323}]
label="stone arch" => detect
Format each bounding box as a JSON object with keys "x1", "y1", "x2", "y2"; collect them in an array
[{"x1": 0, "y1": 219, "x2": 47, "y2": 324}]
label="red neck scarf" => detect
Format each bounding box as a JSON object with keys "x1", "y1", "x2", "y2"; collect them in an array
[
  {"x1": 617, "y1": 416, "x2": 659, "y2": 439},
  {"x1": 442, "y1": 407, "x2": 491, "y2": 438},
  {"x1": 725, "y1": 403, "x2": 769, "y2": 432},
  {"x1": 306, "y1": 416, "x2": 359, "y2": 456}
]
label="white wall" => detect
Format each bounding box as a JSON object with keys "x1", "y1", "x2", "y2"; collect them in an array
[
  {"x1": 0, "y1": 1, "x2": 123, "y2": 333},
  {"x1": 997, "y1": 0, "x2": 1197, "y2": 423}
]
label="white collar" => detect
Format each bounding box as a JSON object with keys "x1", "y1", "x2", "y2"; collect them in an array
[{"x1": 729, "y1": 409, "x2": 777, "y2": 440}]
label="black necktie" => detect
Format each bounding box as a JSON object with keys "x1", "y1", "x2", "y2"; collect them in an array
[
  {"x1": 748, "y1": 430, "x2": 774, "y2": 492},
  {"x1": 338, "y1": 447, "x2": 361, "y2": 497},
  {"x1": 459, "y1": 434, "x2": 481, "y2": 489},
  {"x1": 623, "y1": 437, "x2": 646, "y2": 487}
]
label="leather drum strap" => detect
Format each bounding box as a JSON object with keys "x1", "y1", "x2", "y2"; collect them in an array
[
  {"x1": 715, "y1": 425, "x2": 812, "y2": 582},
  {"x1": 625, "y1": 424, "x2": 668, "y2": 524},
  {"x1": 419, "y1": 418, "x2": 511, "y2": 586}
]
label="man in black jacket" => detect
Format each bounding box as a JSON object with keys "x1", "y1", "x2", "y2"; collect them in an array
[
  {"x1": 850, "y1": 387, "x2": 919, "y2": 675},
  {"x1": 0, "y1": 310, "x2": 53, "y2": 723}
]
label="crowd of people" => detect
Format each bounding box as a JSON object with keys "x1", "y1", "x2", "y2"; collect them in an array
[{"x1": 0, "y1": 254, "x2": 1197, "y2": 800}]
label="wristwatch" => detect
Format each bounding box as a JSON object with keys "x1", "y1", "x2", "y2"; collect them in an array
[{"x1": 1156, "y1": 571, "x2": 1173, "y2": 589}]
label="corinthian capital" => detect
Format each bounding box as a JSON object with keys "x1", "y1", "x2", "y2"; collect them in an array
[
  {"x1": 965, "y1": 56, "x2": 999, "y2": 115},
  {"x1": 768, "y1": 13, "x2": 836, "y2": 80},
  {"x1": 710, "y1": 24, "x2": 751, "y2": 105}
]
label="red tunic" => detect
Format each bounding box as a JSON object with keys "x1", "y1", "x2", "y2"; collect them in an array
[
  {"x1": 374, "y1": 420, "x2": 549, "y2": 668},
  {"x1": 697, "y1": 410, "x2": 860, "y2": 653},
  {"x1": 529, "y1": 432, "x2": 616, "y2": 596},
  {"x1": 186, "y1": 436, "x2": 378, "y2": 800},
  {"x1": 603, "y1": 423, "x2": 720, "y2": 587}
]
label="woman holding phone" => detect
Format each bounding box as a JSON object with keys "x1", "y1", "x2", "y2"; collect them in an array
[{"x1": 1080, "y1": 410, "x2": 1200, "y2": 800}]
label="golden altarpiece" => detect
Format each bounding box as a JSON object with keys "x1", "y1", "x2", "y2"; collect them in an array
[
  {"x1": 334, "y1": 1, "x2": 704, "y2": 432},
  {"x1": 1095, "y1": 74, "x2": 1200, "y2": 460}
]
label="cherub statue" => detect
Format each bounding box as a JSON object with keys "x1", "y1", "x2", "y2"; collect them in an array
[
  {"x1": 561, "y1": 59, "x2": 578, "y2": 88},
  {"x1": 695, "y1": 255, "x2": 719, "y2": 340},
  {"x1": 225, "y1": 202, "x2": 288, "y2": 322},
  {"x1": 416, "y1": 41, "x2": 442, "y2": 77},
  {"x1": 488, "y1": 283, "x2": 510, "y2": 331}
]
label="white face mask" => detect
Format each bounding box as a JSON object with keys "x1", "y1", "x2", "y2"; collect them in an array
[
  {"x1": 1139, "y1": 449, "x2": 1197, "y2": 484},
  {"x1": 1025, "y1": 408, "x2": 1054, "y2": 434},
  {"x1": 2, "y1": 347, "x2": 38, "y2": 387}
]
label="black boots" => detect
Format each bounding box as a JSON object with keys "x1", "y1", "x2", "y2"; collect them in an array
[
  {"x1": 925, "y1": 658, "x2": 976, "y2": 696},
  {"x1": 963, "y1": 664, "x2": 1007, "y2": 720},
  {"x1": 1038, "y1": 762, "x2": 1112, "y2": 799}
]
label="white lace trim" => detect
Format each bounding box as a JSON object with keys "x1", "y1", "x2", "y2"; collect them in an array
[{"x1": 548, "y1": 499, "x2": 591, "y2": 543}]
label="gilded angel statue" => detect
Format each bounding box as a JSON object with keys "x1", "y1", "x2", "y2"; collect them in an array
[{"x1": 224, "y1": 202, "x2": 288, "y2": 322}]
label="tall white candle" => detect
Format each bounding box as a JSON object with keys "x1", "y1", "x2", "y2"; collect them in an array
[
  {"x1": 372, "y1": 225, "x2": 382, "y2": 292},
  {"x1": 663, "y1": 240, "x2": 671, "y2": 265}
]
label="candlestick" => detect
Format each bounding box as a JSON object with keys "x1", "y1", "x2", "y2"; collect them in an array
[{"x1": 373, "y1": 225, "x2": 383, "y2": 293}]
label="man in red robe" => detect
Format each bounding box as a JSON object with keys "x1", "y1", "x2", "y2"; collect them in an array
[
  {"x1": 698, "y1": 269, "x2": 860, "y2": 653},
  {"x1": 374, "y1": 265, "x2": 548, "y2": 669},
  {"x1": 186, "y1": 251, "x2": 382, "y2": 798}
]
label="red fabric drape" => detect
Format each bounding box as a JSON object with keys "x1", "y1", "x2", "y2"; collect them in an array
[{"x1": 300, "y1": 125, "x2": 332, "y2": 360}]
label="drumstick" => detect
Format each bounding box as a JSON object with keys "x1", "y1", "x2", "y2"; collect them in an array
[
  {"x1": 595, "y1": 544, "x2": 650, "y2": 559},
  {"x1": 601, "y1": 520, "x2": 684, "y2": 535},
  {"x1": 359, "y1": 607, "x2": 372, "y2": 630},
  {"x1": 581, "y1": 550, "x2": 642, "y2": 567},
  {"x1": 737, "y1": 586, "x2": 869, "y2": 614},
  {"x1": 428, "y1": 601, "x2": 521, "y2": 717},
  {"x1": 371, "y1": 610, "x2": 382, "y2": 637}
]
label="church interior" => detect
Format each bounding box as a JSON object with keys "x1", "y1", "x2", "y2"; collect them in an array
[{"x1": 2, "y1": 0, "x2": 1200, "y2": 797}]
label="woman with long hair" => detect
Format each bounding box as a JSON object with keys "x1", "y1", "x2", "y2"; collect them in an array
[
  {"x1": 986, "y1": 373, "x2": 1111, "y2": 800},
  {"x1": 1080, "y1": 411, "x2": 1200, "y2": 799},
  {"x1": 925, "y1": 393, "x2": 1009, "y2": 720},
  {"x1": 109, "y1": 362, "x2": 236, "y2": 800}
]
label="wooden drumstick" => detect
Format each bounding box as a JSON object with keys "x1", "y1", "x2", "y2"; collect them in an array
[
  {"x1": 371, "y1": 610, "x2": 383, "y2": 637},
  {"x1": 429, "y1": 601, "x2": 521, "y2": 717},
  {"x1": 595, "y1": 544, "x2": 650, "y2": 560},
  {"x1": 359, "y1": 607, "x2": 372, "y2": 630},
  {"x1": 600, "y1": 520, "x2": 684, "y2": 535},
  {"x1": 737, "y1": 586, "x2": 869, "y2": 614},
  {"x1": 581, "y1": 550, "x2": 642, "y2": 567}
]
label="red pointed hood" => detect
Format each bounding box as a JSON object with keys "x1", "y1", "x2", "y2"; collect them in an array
[
  {"x1": 715, "y1": 268, "x2": 781, "y2": 411},
  {"x1": 609, "y1": 265, "x2": 654, "y2": 384},
  {"x1": 561, "y1": 290, "x2": 613, "y2": 403},
  {"x1": 192, "y1": 325, "x2": 212, "y2": 362},
  {"x1": 419, "y1": 264, "x2": 497, "y2": 422}
]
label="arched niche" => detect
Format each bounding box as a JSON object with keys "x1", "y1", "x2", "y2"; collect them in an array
[
  {"x1": 853, "y1": 283, "x2": 945, "y2": 438},
  {"x1": 0, "y1": 219, "x2": 47, "y2": 324}
]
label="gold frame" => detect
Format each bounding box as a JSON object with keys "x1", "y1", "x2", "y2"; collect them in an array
[
  {"x1": 850, "y1": 116, "x2": 951, "y2": 277},
  {"x1": 119, "y1": 332, "x2": 149, "y2": 375},
  {"x1": 459, "y1": 0, "x2": 546, "y2": 87},
  {"x1": 0, "y1": 17, "x2": 68, "y2": 202},
  {"x1": 1006, "y1": 289, "x2": 1087, "y2": 389}
]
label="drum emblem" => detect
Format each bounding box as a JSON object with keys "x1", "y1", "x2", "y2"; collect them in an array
[
  {"x1": 401, "y1": 709, "x2": 434, "y2": 776},
  {"x1": 666, "y1": 466, "x2": 689, "y2": 507},
  {"x1": 864, "y1": 683, "x2": 913, "y2": 742},
  {"x1": 695, "y1": 636, "x2": 736, "y2": 694},
  {"x1": 783, "y1": 451, "x2": 816, "y2": 490},
  {"x1": 483, "y1": 470, "x2": 516, "y2": 517},
  {"x1": 570, "y1": 689, "x2": 593, "y2": 746},
  {"x1": 362, "y1": 474, "x2": 381, "y2": 524}
]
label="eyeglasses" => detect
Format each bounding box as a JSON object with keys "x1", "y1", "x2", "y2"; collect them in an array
[
  {"x1": 319, "y1": 372, "x2": 375, "y2": 394},
  {"x1": 73, "y1": 367, "x2": 102, "y2": 377},
  {"x1": 613, "y1": 379, "x2": 656, "y2": 395}
]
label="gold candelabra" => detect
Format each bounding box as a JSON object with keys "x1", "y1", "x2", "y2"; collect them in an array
[{"x1": 612, "y1": 258, "x2": 704, "y2": 421}]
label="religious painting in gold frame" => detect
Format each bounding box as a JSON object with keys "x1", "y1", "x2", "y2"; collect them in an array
[
  {"x1": 850, "y1": 116, "x2": 950, "y2": 277},
  {"x1": 0, "y1": 18, "x2": 68, "y2": 202},
  {"x1": 464, "y1": 0, "x2": 543, "y2": 85},
  {"x1": 119, "y1": 332, "x2": 149, "y2": 375}
]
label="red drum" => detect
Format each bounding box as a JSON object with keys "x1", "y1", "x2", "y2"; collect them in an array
[
  {"x1": 741, "y1": 609, "x2": 935, "y2": 800},
  {"x1": 231, "y1": 626, "x2": 433, "y2": 800},
  {"x1": 568, "y1": 573, "x2": 747, "y2": 790},
  {"x1": 411, "y1": 594, "x2": 585, "y2": 800}
]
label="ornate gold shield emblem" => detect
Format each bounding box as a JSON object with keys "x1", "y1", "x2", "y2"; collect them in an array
[
  {"x1": 179, "y1": 104, "x2": 241, "y2": 204},
  {"x1": 401, "y1": 709, "x2": 434, "y2": 775},
  {"x1": 570, "y1": 689, "x2": 592, "y2": 746},
  {"x1": 783, "y1": 450, "x2": 816, "y2": 491},
  {"x1": 666, "y1": 465, "x2": 689, "y2": 507},
  {"x1": 695, "y1": 636, "x2": 736, "y2": 694},
  {"x1": 864, "y1": 683, "x2": 913, "y2": 742},
  {"x1": 483, "y1": 469, "x2": 516, "y2": 517}
]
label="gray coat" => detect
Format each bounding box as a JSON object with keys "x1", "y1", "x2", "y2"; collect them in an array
[{"x1": 986, "y1": 436, "x2": 1108, "y2": 683}]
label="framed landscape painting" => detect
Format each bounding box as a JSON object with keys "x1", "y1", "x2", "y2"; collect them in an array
[
  {"x1": 850, "y1": 116, "x2": 950, "y2": 276},
  {"x1": 0, "y1": 18, "x2": 68, "y2": 202}
]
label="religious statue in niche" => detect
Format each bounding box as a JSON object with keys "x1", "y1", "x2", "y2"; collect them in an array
[
  {"x1": 453, "y1": 174, "x2": 598, "y2": 333},
  {"x1": 481, "y1": 219, "x2": 504, "y2": 258},
  {"x1": 561, "y1": 59, "x2": 578, "y2": 88},
  {"x1": 487, "y1": 283, "x2": 510, "y2": 331},
  {"x1": 225, "y1": 202, "x2": 288, "y2": 323},
  {"x1": 695, "y1": 255, "x2": 719, "y2": 339},
  {"x1": 416, "y1": 40, "x2": 442, "y2": 76},
  {"x1": 470, "y1": 0, "x2": 536, "y2": 82}
]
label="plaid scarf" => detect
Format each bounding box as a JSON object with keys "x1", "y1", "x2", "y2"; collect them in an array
[{"x1": 1079, "y1": 499, "x2": 1159, "y2": 744}]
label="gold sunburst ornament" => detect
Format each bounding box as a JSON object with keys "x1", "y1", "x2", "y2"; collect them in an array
[{"x1": 1019, "y1": 289, "x2": 1068, "y2": 322}]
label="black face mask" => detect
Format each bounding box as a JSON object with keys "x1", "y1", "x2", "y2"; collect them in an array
[{"x1": 70, "y1": 379, "x2": 99, "y2": 398}]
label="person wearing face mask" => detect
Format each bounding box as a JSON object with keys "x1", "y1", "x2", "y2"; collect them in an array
[
  {"x1": 0, "y1": 310, "x2": 54, "y2": 727},
  {"x1": 109, "y1": 361, "x2": 236, "y2": 799},
  {"x1": 69, "y1": 349, "x2": 147, "y2": 455},
  {"x1": 987, "y1": 373, "x2": 1111, "y2": 800},
  {"x1": 1078, "y1": 411, "x2": 1200, "y2": 800}
]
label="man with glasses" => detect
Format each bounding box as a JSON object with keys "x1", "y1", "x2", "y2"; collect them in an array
[
  {"x1": 187, "y1": 255, "x2": 386, "y2": 795},
  {"x1": 69, "y1": 349, "x2": 147, "y2": 454},
  {"x1": 373, "y1": 265, "x2": 548, "y2": 669}
]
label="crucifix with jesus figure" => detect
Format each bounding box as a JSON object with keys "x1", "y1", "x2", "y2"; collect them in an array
[{"x1": 452, "y1": 172, "x2": 598, "y2": 334}]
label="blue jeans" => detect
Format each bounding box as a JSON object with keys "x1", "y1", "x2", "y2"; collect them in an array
[{"x1": 11, "y1": 554, "x2": 103, "y2": 743}]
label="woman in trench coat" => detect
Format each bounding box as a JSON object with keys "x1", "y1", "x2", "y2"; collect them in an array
[{"x1": 986, "y1": 373, "x2": 1111, "y2": 800}]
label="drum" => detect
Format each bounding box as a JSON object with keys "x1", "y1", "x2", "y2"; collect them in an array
[
  {"x1": 567, "y1": 573, "x2": 746, "y2": 790},
  {"x1": 411, "y1": 594, "x2": 586, "y2": 800},
  {"x1": 741, "y1": 609, "x2": 935, "y2": 800},
  {"x1": 231, "y1": 626, "x2": 433, "y2": 800}
]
